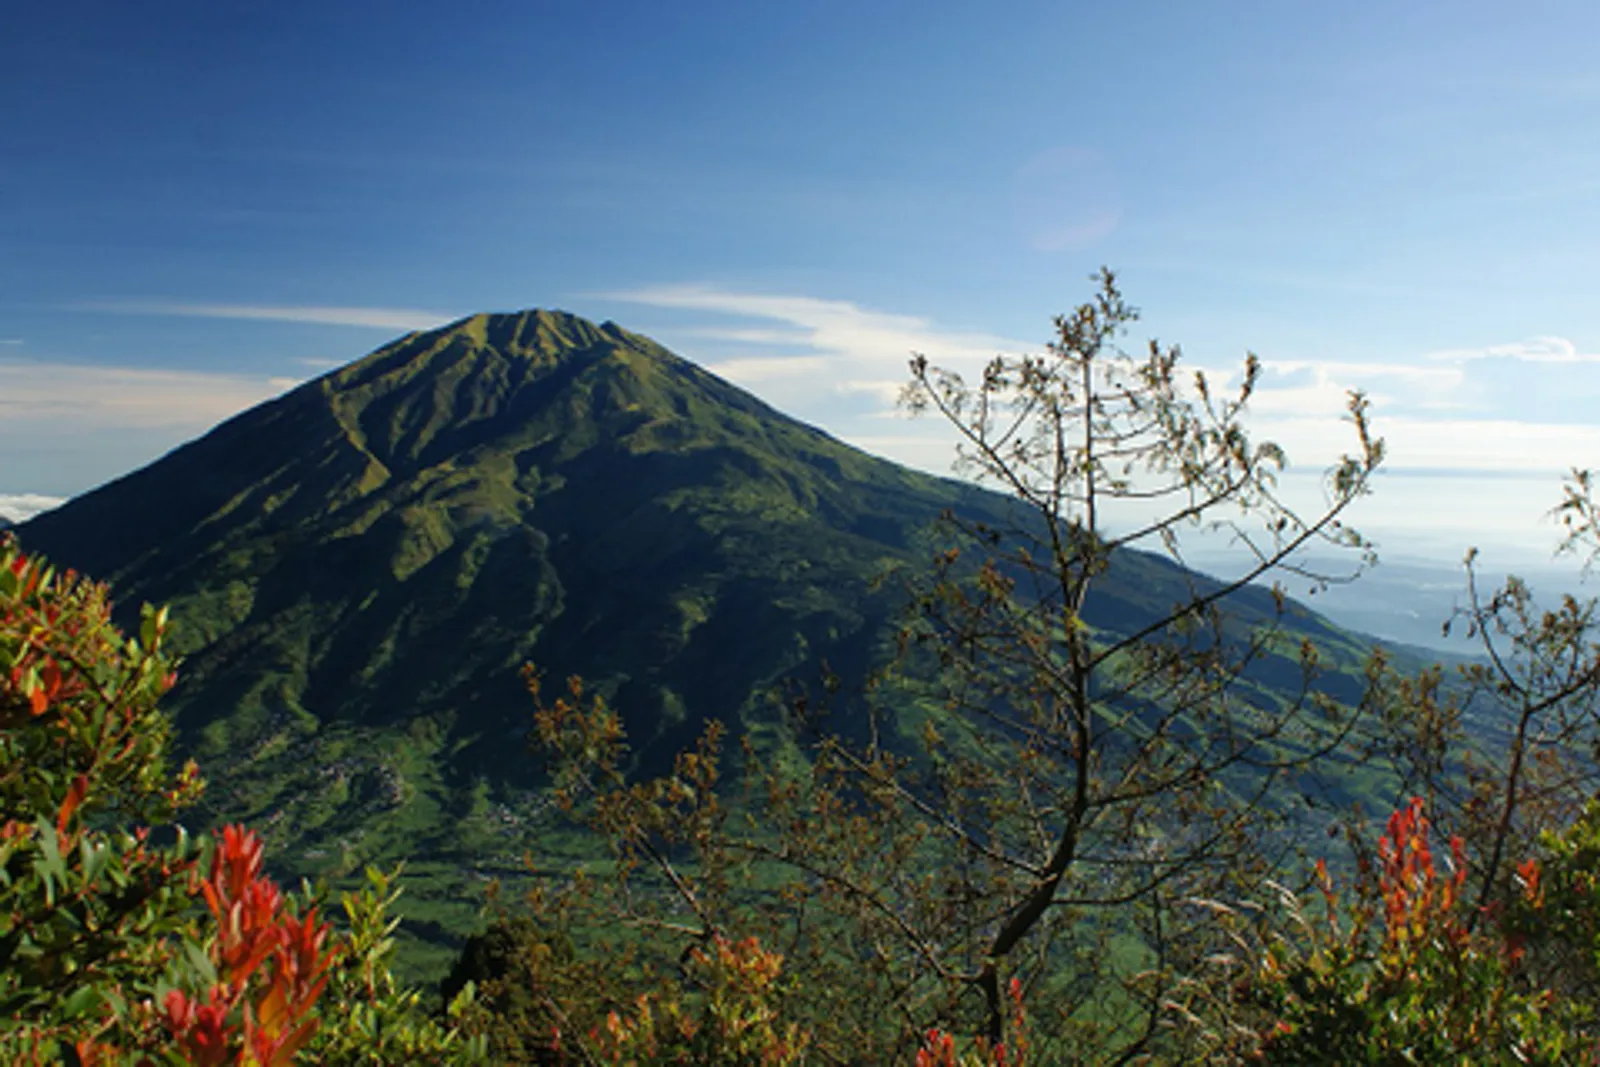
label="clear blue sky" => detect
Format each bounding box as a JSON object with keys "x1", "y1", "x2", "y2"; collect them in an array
[{"x1": 5, "y1": 0, "x2": 1599, "y2": 565}]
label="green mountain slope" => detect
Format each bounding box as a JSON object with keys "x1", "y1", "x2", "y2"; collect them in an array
[{"x1": 16, "y1": 309, "x2": 1384, "y2": 971}]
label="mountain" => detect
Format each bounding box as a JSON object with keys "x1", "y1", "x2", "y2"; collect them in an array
[{"x1": 15, "y1": 310, "x2": 1380, "y2": 973}]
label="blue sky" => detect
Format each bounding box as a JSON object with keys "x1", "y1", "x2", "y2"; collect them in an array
[{"x1": 4, "y1": 0, "x2": 1599, "y2": 567}]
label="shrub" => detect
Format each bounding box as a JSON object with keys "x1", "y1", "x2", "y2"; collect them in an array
[
  {"x1": 590, "y1": 935, "x2": 809, "y2": 1066},
  {"x1": 1213, "y1": 798, "x2": 1594, "y2": 1065},
  {"x1": 0, "y1": 536, "x2": 482, "y2": 1064},
  {"x1": 0, "y1": 535, "x2": 203, "y2": 1060}
]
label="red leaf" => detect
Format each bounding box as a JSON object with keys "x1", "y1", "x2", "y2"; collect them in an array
[{"x1": 56, "y1": 775, "x2": 88, "y2": 837}]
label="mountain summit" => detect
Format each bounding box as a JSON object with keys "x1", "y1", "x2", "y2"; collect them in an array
[
  {"x1": 17, "y1": 309, "x2": 1365, "y2": 968},
  {"x1": 16, "y1": 312, "x2": 1013, "y2": 914},
  {"x1": 24, "y1": 306, "x2": 999, "y2": 757}
]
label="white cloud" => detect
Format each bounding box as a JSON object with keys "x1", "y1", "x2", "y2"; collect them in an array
[
  {"x1": 612, "y1": 285, "x2": 1600, "y2": 482},
  {"x1": 0, "y1": 493, "x2": 65, "y2": 524},
  {"x1": 0, "y1": 339, "x2": 22, "y2": 346},
  {"x1": 613, "y1": 285, "x2": 1547, "y2": 445},
  {"x1": 78, "y1": 301, "x2": 456, "y2": 332},
  {"x1": 1379, "y1": 416, "x2": 1600, "y2": 473},
  {"x1": 604, "y1": 285, "x2": 1026, "y2": 419},
  {"x1": 700, "y1": 354, "x2": 835, "y2": 384},
  {"x1": 677, "y1": 326, "x2": 817, "y2": 347},
  {"x1": 1245, "y1": 411, "x2": 1600, "y2": 474},
  {"x1": 1175, "y1": 358, "x2": 1470, "y2": 419},
  {"x1": 1263, "y1": 359, "x2": 1467, "y2": 394},
  {"x1": 609, "y1": 284, "x2": 1600, "y2": 563},
  {"x1": 837, "y1": 379, "x2": 906, "y2": 405},
  {"x1": 0, "y1": 359, "x2": 296, "y2": 429},
  {"x1": 608, "y1": 286, "x2": 1022, "y2": 366},
  {"x1": 1428, "y1": 335, "x2": 1600, "y2": 364}
]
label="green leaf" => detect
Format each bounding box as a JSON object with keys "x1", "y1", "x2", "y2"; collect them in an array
[
  {"x1": 79, "y1": 838, "x2": 109, "y2": 889},
  {"x1": 182, "y1": 937, "x2": 218, "y2": 987},
  {"x1": 58, "y1": 984, "x2": 101, "y2": 1020},
  {"x1": 32, "y1": 822, "x2": 65, "y2": 906}
]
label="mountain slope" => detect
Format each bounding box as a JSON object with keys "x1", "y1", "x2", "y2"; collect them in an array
[
  {"x1": 24, "y1": 312, "x2": 1005, "y2": 758},
  {"x1": 16, "y1": 309, "x2": 1377, "y2": 971}
]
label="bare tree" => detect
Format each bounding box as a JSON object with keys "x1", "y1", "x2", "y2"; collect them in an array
[
  {"x1": 843, "y1": 269, "x2": 1380, "y2": 1052},
  {"x1": 515, "y1": 271, "x2": 1390, "y2": 1062},
  {"x1": 1381, "y1": 467, "x2": 1600, "y2": 935}
]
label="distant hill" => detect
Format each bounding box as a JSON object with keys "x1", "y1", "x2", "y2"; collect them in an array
[{"x1": 16, "y1": 310, "x2": 1389, "y2": 973}]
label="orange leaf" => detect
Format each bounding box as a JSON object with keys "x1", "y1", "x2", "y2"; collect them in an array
[
  {"x1": 56, "y1": 774, "x2": 88, "y2": 837},
  {"x1": 39, "y1": 658, "x2": 61, "y2": 695}
]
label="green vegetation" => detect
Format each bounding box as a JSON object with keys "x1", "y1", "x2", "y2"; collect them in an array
[
  {"x1": 13, "y1": 279, "x2": 1600, "y2": 1063},
  {"x1": 443, "y1": 282, "x2": 1600, "y2": 1063},
  {"x1": 0, "y1": 537, "x2": 483, "y2": 1064},
  {"x1": 1192, "y1": 798, "x2": 1590, "y2": 1064},
  {"x1": 17, "y1": 305, "x2": 1403, "y2": 978}
]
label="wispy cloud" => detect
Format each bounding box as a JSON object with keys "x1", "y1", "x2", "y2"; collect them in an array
[
  {"x1": 78, "y1": 301, "x2": 456, "y2": 332},
  {"x1": 605, "y1": 285, "x2": 1026, "y2": 409},
  {"x1": 609, "y1": 286, "x2": 1021, "y2": 360},
  {"x1": 1185, "y1": 358, "x2": 1470, "y2": 421},
  {"x1": 0, "y1": 494, "x2": 65, "y2": 524},
  {"x1": 677, "y1": 326, "x2": 818, "y2": 348},
  {"x1": 0, "y1": 359, "x2": 297, "y2": 429},
  {"x1": 1175, "y1": 351, "x2": 1595, "y2": 484},
  {"x1": 1380, "y1": 417, "x2": 1600, "y2": 472},
  {"x1": 0, "y1": 339, "x2": 22, "y2": 346},
  {"x1": 598, "y1": 282, "x2": 1600, "y2": 562},
  {"x1": 1243, "y1": 412, "x2": 1600, "y2": 474},
  {"x1": 1427, "y1": 335, "x2": 1600, "y2": 364},
  {"x1": 702, "y1": 354, "x2": 835, "y2": 384}
]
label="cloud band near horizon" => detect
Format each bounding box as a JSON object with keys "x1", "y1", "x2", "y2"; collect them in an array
[
  {"x1": 606, "y1": 283, "x2": 1600, "y2": 486},
  {"x1": 74, "y1": 301, "x2": 458, "y2": 332}
]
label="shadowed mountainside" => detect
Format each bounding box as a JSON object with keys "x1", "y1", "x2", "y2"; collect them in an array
[{"x1": 17, "y1": 309, "x2": 1384, "y2": 973}]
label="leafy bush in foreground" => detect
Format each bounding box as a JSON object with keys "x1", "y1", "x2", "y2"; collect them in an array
[
  {"x1": 1182, "y1": 797, "x2": 1597, "y2": 1065},
  {"x1": 0, "y1": 536, "x2": 482, "y2": 1064}
]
